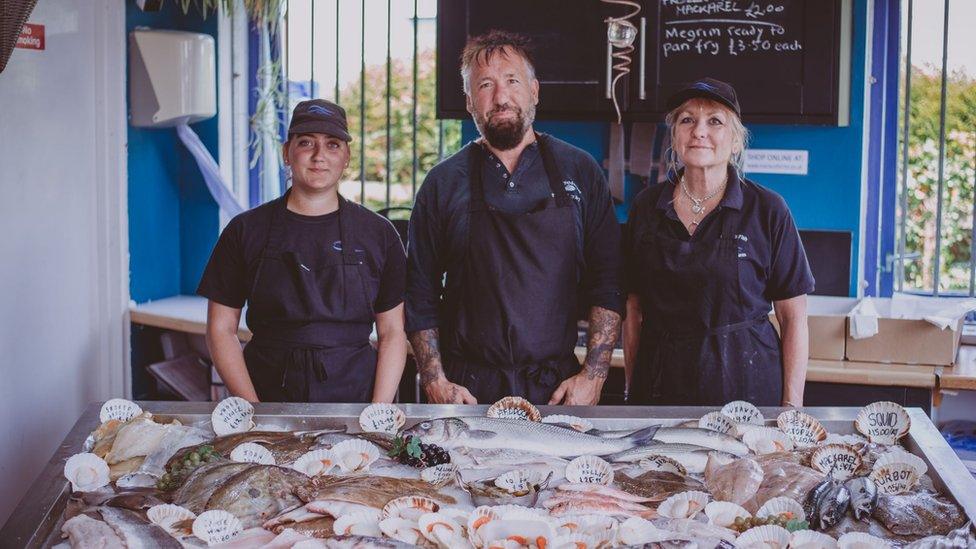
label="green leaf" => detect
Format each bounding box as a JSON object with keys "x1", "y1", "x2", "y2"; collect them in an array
[
  {"x1": 406, "y1": 436, "x2": 423, "y2": 459},
  {"x1": 785, "y1": 519, "x2": 809, "y2": 532}
]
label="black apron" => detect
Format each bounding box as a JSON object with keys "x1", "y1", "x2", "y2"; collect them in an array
[
  {"x1": 440, "y1": 135, "x2": 582, "y2": 404},
  {"x1": 631, "y1": 194, "x2": 783, "y2": 406},
  {"x1": 242, "y1": 192, "x2": 377, "y2": 403}
]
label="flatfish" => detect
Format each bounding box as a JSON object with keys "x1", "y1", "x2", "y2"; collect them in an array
[
  {"x1": 615, "y1": 470, "x2": 706, "y2": 502},
  {"x1": 204, "y1": 464, "x2": 309, "y2": 528},
  {"x1": 172, "y1": 460, "x2": 253, "y2": 513},
  {"x1": 295, "y1": 474, "x2": 456, "y2": 510},
  {"x1": 873, "y1": 491, "x2": 966, "y2": 537}
]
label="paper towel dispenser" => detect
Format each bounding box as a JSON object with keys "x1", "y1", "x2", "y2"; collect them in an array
[{"x1": 129, "y1": 29, "x2": 215, "y2": 127}]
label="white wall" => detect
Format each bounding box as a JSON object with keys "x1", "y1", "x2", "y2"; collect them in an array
[{"x1": 0, "y1": 0, "x2": 127, "y2": 524}]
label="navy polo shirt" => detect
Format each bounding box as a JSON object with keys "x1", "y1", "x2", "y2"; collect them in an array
[
  {"x1": 623, "y1": 168, "x2": 815, "y2": 324},
  {"x1": 406, "y1": 136, "x2": 624, "y2": 333}
]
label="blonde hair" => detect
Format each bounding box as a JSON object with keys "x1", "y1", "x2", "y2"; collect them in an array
[
  {"x1": 664, "y1": 98, "x2": 750, "y2": 178},
  {"x1": 460, "y1": 30, "x2": 536, "y2": 95}
]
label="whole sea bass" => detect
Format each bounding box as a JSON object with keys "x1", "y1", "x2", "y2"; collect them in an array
[{"x1": 404, "y1": 417, "x2": 657, "y2": 457}]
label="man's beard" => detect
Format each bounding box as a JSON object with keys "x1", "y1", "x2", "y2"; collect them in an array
[{"x1": 475, "y1": 104, "x2": 535, "y2": 151}]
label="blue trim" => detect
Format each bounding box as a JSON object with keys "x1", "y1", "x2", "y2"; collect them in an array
[
  {"x1": 248, "y1": 23, "x2": 261, "y2": 208},
  {"x1": 878, "y1": 0, "x2": 901, "y2": 297}
]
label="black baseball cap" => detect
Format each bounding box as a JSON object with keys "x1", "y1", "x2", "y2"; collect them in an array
[
  {"x1": 666, "y1": 77, "x2": 741, "y2": 116},
  {"x1": 288, "y1": 99, "x2": 352, "y2": 142}
]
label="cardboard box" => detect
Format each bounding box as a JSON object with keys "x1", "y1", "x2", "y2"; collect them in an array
[
  {"x1": 769, "y1": 296, "x2": 859, "y2": 361},
  {"x1": 845, "y1": 297, "x2": 972, "y2": 366}
]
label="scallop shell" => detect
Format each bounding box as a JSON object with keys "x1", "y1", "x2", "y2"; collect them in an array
[
  {"x1": 836, "y1": 532, "x2": 891, "y2": 549},
  {"x1": 810, "y1": 444, "x2": 862, "y2": 480},
  {"x1": 192, "y1": 509, "x2": 242, "y2": 546},
  {"x1": 492, "y1": 504, "x2": 550, "y2": 520},
  {"x1": 657, "y1": 490, "x2": 710, "y2": 519},
  {"x1": 541, "y1": 414, "x2": 593, "y2": 432},
  {"x1": 555, "y1": 515, "x2": 617, "y2": 537},
  {"x1": 486, "y1": 396, "x2": 541, "y2": 422},
  {"x1": 564, "y1": 455, "x2": 614, "y2": 485},
  {"x1": 873, "y1": 449, "x2": 928, "y2": 476},
  {"x1": 854, "y1": 401, "x2": 911, "y2": 445},
  {"x1": 823, "y1": 433, "x2": 869, "y2": 447},
  {"x1": 720, "y1": 400, "x2": 765, "y2": 425},
  {"x1": 331, "y1": 439, "x2": 381, "y2": 473},
  {"x1": 418, "y1": 512, "x2": 465, "y2": 546},
  {"x1": 637, "y1": 454, "x2": 688, "y2": 476},
  {"x1": 229, "y1": 442, "x2": 276, "y2": 465},
  {"x1": 290, "y1": 449, "x2": 338, "y2": 477},
  {"x1": 468, "y1": 506, "x2": 501, "y2": 546},
  {"x1": 333, "y1": 511, "x2": 382, "y2": 537},
  {"x1": 494, "y1": 469, "x2": 536, "y2": 494},
  {"x1": 421, "y1": 463, "x2": 458, "y2": 485},
  {"x1": 743, "y1": 427, "x2": 795, "y2": 455},
  {"x1": 383, "y1": 496, "x2": 440, "y2": 521},
  {"x1": 63, "y1": 453, "x2": 110, "y2": 492},
  {"x1": 776, "y1": 410, "x2": 827, "y2": 447},
  {"x1": 756, "y1": 496, "x2": 806, "y2": 522},
  {"x1": 99, "y1": 399, "x2": 143, "y2": 423},
  {"x1": 211, "y1": 396, "x2": 254, "y2": 436},
  {"x1": 617, "y1": 516, "x2": 667, "y2": 546},
  {"x1": 869, "y1": 462, "x2": 920, "y2": 495},
  {"x1": 379, "y1": 517, "x2": 424, "y2": 545},
  {"x1": 699, "y1": 411, "x2": 739, "y2": 436},
  {"x1": 704, "y1": 501, "x2": 751, "y2": 528},
  {"x1": 147, "y1": 504, "x2": 196, "y2": 536},
  {"x1": 736, "y1": 524, "x2": 791, "y2": 548},
  {"x1": 358, "y1": 403, "x2": 406, "y2": 434},
  {"x1": 790, "y1": 530, "x2": 838, "y2": 549},
  {"x1": 478, "y1": 515, "x2": 557, "y2": 549},
  {"x1": 551, "y1": 533, "x2": 600, "y2": 549}
]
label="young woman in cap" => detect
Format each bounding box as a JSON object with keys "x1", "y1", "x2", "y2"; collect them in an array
[
  {"x1": 622, "y1": 78, "x2": 813, "y2": 407},
  {"x1": 198, "y1": 99, "x2": 408, "y2": 403}
]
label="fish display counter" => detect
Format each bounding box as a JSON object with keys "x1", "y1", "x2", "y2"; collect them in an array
[{"x1": 2, "y1": 401, "x2": 975, "y2": 548}]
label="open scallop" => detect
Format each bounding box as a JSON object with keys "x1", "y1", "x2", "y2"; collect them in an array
[
  {"x1": 854, "y1": 401, "x2": 911, "y2": 445},
  {"x1": 657, "y1": 490, "x2": 710, "y2": 519},
  {"x1": 837, "y1": 532, "x2": 891, "y2": 549},
  {"x1": 541, "y1": 414, "x2": 593, "y2": 433},
  {"x1": 555, "y1": 515, "x2": 617, "y2": 537},
  {"x1": 720, "y1": 400, "x2": 764, "y2": 425},
  {"x1": 63, "y1": 453, "x2": 110, "y2": 493},
  {"x1": 99, "y1": 399, "x2": 143, "y2": 423},
  {"x1": 810, "y1": 444, "x2": 862, "y2": 480},
  {"x1": 873, "y1": 449, "x2": 927, "y2": 476},
  {"x1": 192, "y1": 510, "x2": 242, "y2": 546},
  {"x1": 791, "y1": 530, "x2": 839, "y2": 549},
  {"x1": 147, "y1": 504, "x2": 196, "y2": 536},
  {"x1": 379, "y1": 516, "x2": 424, "y2": 545},
  {"x1": 486, "y1": 396, "x2": 541, "y2": 422},
  {"x1": 229, "y1": 442, "x2": 276, "y2": 465},
  {"x1": 331, "y1": 439, "x2": 381, "y2": 473},
  {"x1": 383, "y1": 496, "x2": 440, "y2": 522},
  {"x1": 637, "y1": 454, "x2": 688, "y2": 476},
  {"x1": 478, "y1": 515, "x2": 557, "y2": 549},
  {"x1": 358, "y1": 403, "x2": 405, "y2": 434},
  {"x1": 756, "y1": 496, "x2": 806, "y2": 522},
  {"x1": 736, "y1": 524, "x2": 791, "y2": 548},
  {"x1": 551, "y1": 533, "x2": 600, "y2": 549},
  {"x1": 616, "y1": 516, "x2": 667, "y2": 546},
  {"x1": 418, "y1": 512, "x2": 466, "y2": 547},
  {"x1": 704, "y1": 501, "x2": 750, "y2": 528},
  {"x1": 564, "y1": 455, "x2": 613, "y2": 485},
  {"x1": 699, "y1": 411, "x2": 738, "y2": 436},
  {"x1": 291, "y1": 449, "x2": 338, "y2": 477},
  {"x1": 211, "y1": 396, "x2": 254, "y2": 436},
  {"x1": 333, "y1": 511, "x2": 382, "y2": 537},
  {"x1": 869, "y1": 461, "x2": 920, "y2": 495},
  {"x1": 743, "y1": 427, "x2": 794, "y2": 455},
  {"x1": 776, "y1": 410, "x2": 827, "y2": 448},
  {"x1": 468, "y1": 506, "x2": 501, "y2": 547}
]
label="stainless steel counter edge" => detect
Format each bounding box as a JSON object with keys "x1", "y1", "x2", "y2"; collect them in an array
[{"x1": 3, "y1": 403, "x2": 975, "y2": 548}]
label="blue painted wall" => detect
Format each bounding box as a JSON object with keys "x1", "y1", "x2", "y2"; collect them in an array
[
  {"x1": 127, "y1": 3, "x2": 219, "y2": 303},
  {"x1": 462, "y1": 0, "x2": 869, "y2": 296}
]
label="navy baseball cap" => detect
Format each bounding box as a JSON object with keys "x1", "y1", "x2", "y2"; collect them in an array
[
  {"x1": 288, "y1": 99, "x2": 352, "y2": 142},
  {"x1": 666, "y1": 77, "x2": 741, "y2": 116}
]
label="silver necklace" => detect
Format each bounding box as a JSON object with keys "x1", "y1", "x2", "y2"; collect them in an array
[{"x1": 680, "y1": 176, "x2": 726, "y2": 226}]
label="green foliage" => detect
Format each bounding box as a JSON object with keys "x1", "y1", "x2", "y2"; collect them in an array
[{"x1": 899, "y1": 66, "x2": 976, "y2": 292}]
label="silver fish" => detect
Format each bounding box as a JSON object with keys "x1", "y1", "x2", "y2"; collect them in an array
[
  {"x1": 649, "y1": 427, "x2": 749, "y2": 456},
  {"x1": 805, "y1": 476, "x2": 850, "y2": 529},
  {"x1": 608, "y1": 442, "x2": 738, "y2": 474},
  {"x1": 403, "y1": 416, "x2": 657, "y2": 457},
  {"x1": 97, "y1": 506, "x2": 182, "y2": 548},
  {"x1": 844, "y1": 475, "x2": 878, "y2": 521}
]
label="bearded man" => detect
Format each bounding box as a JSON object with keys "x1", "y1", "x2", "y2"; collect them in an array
[{"x1": 405, "y1": 30, "x2": 624, "y2": 406}]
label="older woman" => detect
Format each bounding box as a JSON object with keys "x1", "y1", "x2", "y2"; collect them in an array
[
  {"x1": 622, "y1": 78, "x2": 813, "y2": 407},
  {"x1": 198, "y1": 99, "x2": 408, "y2": 403}
]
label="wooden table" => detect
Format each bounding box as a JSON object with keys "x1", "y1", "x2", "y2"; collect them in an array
[{"x1": 941, "y1": 345, "x2": 976, "y2": 391}]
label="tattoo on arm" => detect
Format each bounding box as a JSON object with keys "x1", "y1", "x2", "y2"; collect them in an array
[
  {"x1": 409, "y1": 328, "x2": 445, "y2": 386},
  {"x1": 583, "y1": 307, "x2": 622, "y2": 380}
]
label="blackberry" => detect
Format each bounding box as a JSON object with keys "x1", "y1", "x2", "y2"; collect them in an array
[{"x1": 388, "y1": 435, "x2": 451, "y2": 468}]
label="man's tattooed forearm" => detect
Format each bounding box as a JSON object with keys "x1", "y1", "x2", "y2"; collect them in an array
[
  {"x1": 409, "y1": 328, "x2": 445, "y2": 386},
  {"x1": 583, "y1": 306, "x2": 622, "y2": 380}
]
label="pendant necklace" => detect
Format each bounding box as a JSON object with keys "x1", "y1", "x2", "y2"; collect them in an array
[{"x1": 680, "y1": 176, "x2": 726, "y2": 227}]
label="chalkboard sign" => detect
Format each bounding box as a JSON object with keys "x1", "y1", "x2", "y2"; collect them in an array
[
  {"x1": 629, "y1": 0, "x2": 851, "y2": 125},
  {"x1": 438, "y1": 0, "x2": 851, "y2": 125}
]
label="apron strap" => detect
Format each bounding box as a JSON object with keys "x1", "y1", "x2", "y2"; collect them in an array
[
  {"x1": 536, "y1": 133, "x2": 574, "y2": 208},
  {"x1": 468, "y1": 135, "x2": 573, "y2": 211},
  {"x1": 468, "y1": 143, "x2": 488, "y2": 213}
]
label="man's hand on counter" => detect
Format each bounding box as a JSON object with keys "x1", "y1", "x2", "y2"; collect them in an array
[
  {"x1": 549, "y1": 370, "x2": 605, "y2": 406},
  {"x1": 424, "y1": 376, "x2": 478, "y2": 405}
]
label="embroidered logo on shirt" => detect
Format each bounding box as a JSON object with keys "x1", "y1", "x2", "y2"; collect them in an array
[
  {"x1": 563, "y1": 180, "x2": 581, "y2": 202},
  {"x1": 735, "y1": 234, "x2": 749, "y2": 258},
  {"x1": 332, "y1": 240, "x2": 365, "y2": 254}
]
